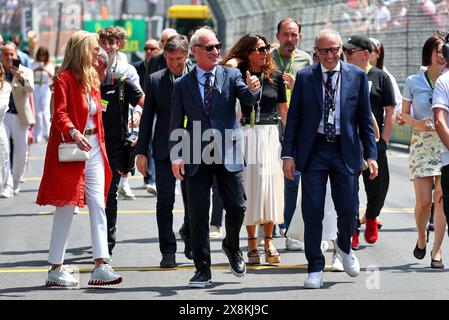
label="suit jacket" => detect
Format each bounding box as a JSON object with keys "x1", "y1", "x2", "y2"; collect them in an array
[
  {"x1": 11, "y1": 65, "x2": 35, "y2": 126},
  {"x1": 169, "y1": 65, "x2": 260, "y2": 177},
  {"x1": 137, "y1": 68, "x2": 173, "y2": 161},
  {"x1": 144, "y1": 54, "x2": 166, "y2": 91},
  {"x1": 281, "y1": 62, "x2": 377, "y2": 174}
]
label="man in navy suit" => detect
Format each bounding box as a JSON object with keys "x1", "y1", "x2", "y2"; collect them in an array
[
  {"x1": 282, "y1": 29, "x2": 378, "y2": 289},
  {"x1": 169, "y1": 27, "x2": 261, "y2": 288}
]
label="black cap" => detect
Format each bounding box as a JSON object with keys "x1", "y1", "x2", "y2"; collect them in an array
[{"x1": 343, "y1": 35, "x2": 373, "y2": 53}]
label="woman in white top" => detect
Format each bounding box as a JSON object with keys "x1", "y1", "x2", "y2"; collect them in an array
[
  {"x1": 0, "y1": 63, "x2": 12, "y2": 194},
  {"x1": 32, "y1": 46, "x2": 54, "y2": 142}
]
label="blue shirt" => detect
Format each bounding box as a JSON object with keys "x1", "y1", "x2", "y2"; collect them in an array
[
  {"x1": 5, "y1": 71, "x2": 17, "y2": 114},
  {"x1": 403, "y1": 68, "x2": 433, "y2": 120},
  {"x1": 196, "y1": 65, "x2": 217, "y2": 101}
]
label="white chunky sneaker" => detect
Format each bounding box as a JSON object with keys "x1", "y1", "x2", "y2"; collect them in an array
[
  {"x1": 331, "y1": 253, "x2": 344, "y2": 272},
  {"x1": 118, "y1": 186, "x2": 135, "y2": 200},
  {"x1": 336, "y1": 243, "x2": 360, "y2": 277},
  {"x1": 145, "y1": 183, "x2": 157, "y2": 196},
  {"x1": 88, "y1": 264, "x2": 122, "y2": 286},
  {"x1": 304, "y1": 271, "x2": 323, "y2": 289},
  {"x1": 285, "y1": 237, "x2": 303, "y2": 251},
  {"x1": 209, "y1": 226, "x2": 223, "y2": 239},
  {"x1": 46, "y1": 266, "x2": 79, "y2": 288}
]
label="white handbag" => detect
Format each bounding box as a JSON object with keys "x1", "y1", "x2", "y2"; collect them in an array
[{"x1": 58, "y1": 141, "x2": 90, "y2": 162}]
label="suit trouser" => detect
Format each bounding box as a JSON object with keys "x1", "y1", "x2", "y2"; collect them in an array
[
  {"x1": 301, "y1": 137, "x2": 359, "y2": 273},
  {"x1": 362, "y1": 140, "x2": 389, "y2": 219},
  {"x1": 440, "y1": 165, "x2": 449, "y2": 235},
  {"x1": 210, "y1": 176, "x2": 224, "y2": 227},
  {"x1": 48, "y1": 135, "x2": 109, "y2": 264},
  {"x1": 4, "y1": 113, "x2": 28, "y2": 191},
  {"x1": 154, "y1": 158, "x2": 181, "y2": 255},
  {"x1": 186, "y1": 163, "x2": 246, "y2": 274}
]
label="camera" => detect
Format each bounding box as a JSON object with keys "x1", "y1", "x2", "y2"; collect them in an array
[
  {"x1": 124, "y1": 131, "x2": 138, "y2": 147},
  {"x1": 12, "y1": 58, "x2": 21, "y2": 68}
]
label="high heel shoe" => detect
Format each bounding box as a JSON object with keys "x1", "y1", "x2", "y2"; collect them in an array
[
  {"x1": 247, "y1": 237, "x2": 261, "y2": 265},
  {"x1": 413, "y1": 241, "x2": 426, "y2": 260},
  {"x1": 430, "y1": 250, "x2": 444, "y2": 269},
  {"x1": 264, "y1": 237, "x2": 280, "y2": 264}
]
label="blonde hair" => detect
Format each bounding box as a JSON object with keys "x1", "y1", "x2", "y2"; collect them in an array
[{"x1": 56, "y1": 30, "x2": 100, "y2": 92}]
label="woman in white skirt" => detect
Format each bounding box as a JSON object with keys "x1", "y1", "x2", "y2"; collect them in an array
[
  {"x1": 401, "y1": 34, "x2": 447, "y2": 268},
  {"x1": 0, "y1": 63, "x2": 12, "y2": 193},
  {"x1": 223, "y1": 33, "x2": 287, "y2": 264}
]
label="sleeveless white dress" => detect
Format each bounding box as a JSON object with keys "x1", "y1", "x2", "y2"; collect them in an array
[{"x1": 0, "y1": 82, "x2": 12, "y2": 192}]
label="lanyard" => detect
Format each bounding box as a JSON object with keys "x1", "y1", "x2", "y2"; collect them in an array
[
  {"x1": 424, "y1": 71, "x2": 435, "y2": 89},
  {"x1": 277, "y1": 48, "x2": 293, "y2": 74},
  {"x1": 322, "y1": 71, "x2": 340, "y2": 110},
  {"x1": 169, "y1": 65, "x2": 189, "y2": 84}
]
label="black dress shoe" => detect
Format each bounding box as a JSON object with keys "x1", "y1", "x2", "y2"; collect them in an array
[
  {"x1": 222, "y1": 239, "x2": 246, "y2": 277},
  {"x1": 160, "y1": 253, "x2": 177, "y2": 268},
  {"x1": 189, "y1": 270, "x2": 212, "y2": 288},
  {"x1": 431, "y1": 251, "x2": 444, "y2": 269},
  {"x1": 179, "y1": 228, "x2": 193, "y2": 260},
  {"x1": 413, "y1": 242, "x2": 426, "y2": 260}
]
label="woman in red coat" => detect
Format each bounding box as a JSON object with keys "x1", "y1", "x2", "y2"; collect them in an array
[{"x1": 37, "y1": 31, "x2": 121, "y2": 288}]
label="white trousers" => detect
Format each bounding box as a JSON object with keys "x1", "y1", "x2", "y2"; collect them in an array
[
  {"x1": 48, "y1": 135, "x2": 109, "y2": 264},
  {"x1": 4, "y1": 113, "x2": 28, "y2": 190},
  {"x1": 33, "y1": 85, "x2": 51, "y2": 140}
]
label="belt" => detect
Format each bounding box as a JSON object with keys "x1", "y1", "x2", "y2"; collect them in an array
[
  {"x1": 240, "y1": 117, "x2": 278, "y2": 126},
  {"x1": 315, "y1": 132, "x2": 340, "y2": 143},
  {"x1": 85, "y1": 128, "x2": 98, "y2": 135}
]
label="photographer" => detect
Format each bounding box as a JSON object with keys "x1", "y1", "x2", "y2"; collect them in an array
[{"x1": 96, "y1": 49, "x2": 144, "y2": 259}]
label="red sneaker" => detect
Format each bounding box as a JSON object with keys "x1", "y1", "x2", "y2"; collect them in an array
[
  {"x1": 365, "y1": 217, "x2": 379, "y2": 244},
  {"x1": 352, "y1": 230, "x2": 360, "y2": 250}
]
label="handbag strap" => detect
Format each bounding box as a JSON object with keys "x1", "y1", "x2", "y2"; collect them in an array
[{"x1": 60, "y1": 92, "x2": 92, "y2": 142}]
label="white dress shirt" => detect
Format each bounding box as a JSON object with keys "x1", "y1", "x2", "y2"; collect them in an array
[{"x1": 318, "y1": 62, "x2": 342, "y2": 135}]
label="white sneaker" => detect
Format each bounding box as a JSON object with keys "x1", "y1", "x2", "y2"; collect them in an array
[
  {"x1": 321, "y1": 241, "x2": 329, "y2": 253},
  {"x1": 46, "y1": 265, "x2": 79, "y2": 288},
  {"x1": 118, "y1": 186, "x2": 135, "y2": 200},
  {"x1": 13, "y1": 187, "x2": 20, "y2": 195},
  {"x1": 331, "y1": 253, "x2": 344, "y2": 272},
  {"x1": 103, "y1": 256, "x2": 113, "y2": 264},
  {"x1": 88, "y1": 264, "x2": 122, "y2": 286},
  {"x1": 336, "y1": 243, "x2": 360, "y2": 277},
  {"x1": 145, "y1": 183, "x2": 157, "y2": 195},
  {"x1": 304, "y1": 271, "x2": 323, "y2": 289},
  {"x1": 0, "y1": 188, "x2": 13, "y2": 199},
  {"x1": 209, "y1": 226, "x2": 223, "y2": 239},
  {"x1": 285, "y1": 237, "x2": 304, "y2": 251},
  {"x1": 279, "y1": 228, "x2": 286, "y2": 237}
]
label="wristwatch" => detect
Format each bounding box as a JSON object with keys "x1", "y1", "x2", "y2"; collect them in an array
[{"x1": 69, "y1": 128, "x2": 79, "y2": 139}]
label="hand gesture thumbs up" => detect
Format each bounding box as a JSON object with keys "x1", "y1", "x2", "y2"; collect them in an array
[{"x1": 246, "y1": 71, "x2": 260, "y2": 92}]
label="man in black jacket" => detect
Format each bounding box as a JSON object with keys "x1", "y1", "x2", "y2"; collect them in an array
[{"x1": 136, "y1": 35, "x2": 192, "y2": 268}]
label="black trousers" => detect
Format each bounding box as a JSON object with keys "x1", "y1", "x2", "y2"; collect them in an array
[
  {"x1": 105, "y1": 158, "x2": 122, "y2": 255},
  {"x1": 440, "y1": 165, "x2": 449, "y2": 235},
  {"x1": 210, "y1": 176, "x2": 224, "y2": 227},
  {"x1": 155, "y1": 158, "x2": 190, "y2": 255},
  {"x1": 362, "y1": 139, "x2": 389, "y2": 219},
  {"x1": 186, "y1": 163, "x2": 246, "y2": 274}
]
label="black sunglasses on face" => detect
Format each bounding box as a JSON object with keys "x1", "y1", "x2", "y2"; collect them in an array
[
  {"x1": 195, "y1": 43, "x2": 222, "y2": 52},
  {"x1": 250, "y1": 44, "x2": 271, "y2": 53},
  {"x1": 315, "y1": 46, "x2": 341, "y2": 55},
  {"x1": 144, "y1": 47, "x2": 158, "y2": 51},
  {"x1": 343, "y1": 48, "x2": 363, "y2": 55}
]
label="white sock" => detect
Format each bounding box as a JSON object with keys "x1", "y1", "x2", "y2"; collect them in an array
[{"x1": 119, "y1": 176, "x2": 129, "y2": 188}]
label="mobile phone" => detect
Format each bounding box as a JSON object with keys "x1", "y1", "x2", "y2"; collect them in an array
[{"x1": 12, "y1": 59, "x2": 20, "y2": 68}]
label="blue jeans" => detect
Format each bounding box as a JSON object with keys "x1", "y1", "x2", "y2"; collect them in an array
[{"x1": 280, "y1": 171, "x2": 301, "y2": 231}]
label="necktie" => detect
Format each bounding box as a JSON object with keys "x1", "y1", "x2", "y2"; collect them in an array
[
  {"x1": 204, "y1": 72, "x2": 212, "y2": 116},
  {"x1": 324, "y1": 70, "x2": 336, "y2": 141}
]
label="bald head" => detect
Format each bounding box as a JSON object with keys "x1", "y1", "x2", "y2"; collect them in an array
[
  {"x1": 160, "y1": 28, "x2": 178, "y2": 49},
  {"x1": 144, "y1": 39, "x2": 160, "y2": 61}
]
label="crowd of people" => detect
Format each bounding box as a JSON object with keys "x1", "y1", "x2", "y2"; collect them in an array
[{"x1": 1, "y1": 16, "x2": 449, "y2": 290}]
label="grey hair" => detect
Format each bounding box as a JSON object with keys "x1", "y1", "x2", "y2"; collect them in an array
[
  {"x1": 3, "y1": 41, "x2": 17, "y2": 51},
  {"x1": 314, "y1": 29, "x2": 342, "y2": 46},
  {"x1": 164, "y1": 35, "x2": 189, "y2": 54},
  {"x1": 98, "y1": 47, "x2": 109, "y2": 66},
  {"x1": 190, "y1": 27, "x2": 217, "y2": 48}
]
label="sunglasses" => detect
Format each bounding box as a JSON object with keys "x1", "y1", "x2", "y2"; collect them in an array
[
  {"x1": 144, "y1": 47, "x2": 159, "y2": 51},
  {"x1": 195, "y1": 43, "x2": 222, "y2": 52},
  {"x1": 250, "y1": 44, "x2": 271, "y2": 53},
  {"x1": 315, "y1": 46, "x2": 341, "y2": 55},
  {"x1": 344, "y1": 48, "x2": 365, "y2": 55}
]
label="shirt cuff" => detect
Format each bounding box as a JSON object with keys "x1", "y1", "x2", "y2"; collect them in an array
[
  {"x1": 281, "y1": 156, "x2": 294, "y2": 160},
  {"x1": 133, "y1": 106, "x2": 143, "y2": 115}
]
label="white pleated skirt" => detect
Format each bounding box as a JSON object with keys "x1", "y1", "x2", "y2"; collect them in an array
[{"x1": 242, "y1": 124, "x2": 284, "y2": 225}]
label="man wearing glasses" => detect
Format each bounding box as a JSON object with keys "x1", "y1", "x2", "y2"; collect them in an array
[
  {"x1": 169, "y1": 27, "x2": 261, "y2": 288},
  {"x1": 343, "y1": 35, "x2": 396, "y2": 247},
  {"x1": 282, "y1": 29, "x2": 378, "y2": 289},
  {"x1": 134, "y1": 39, "x2": 160, "y2": 90}
]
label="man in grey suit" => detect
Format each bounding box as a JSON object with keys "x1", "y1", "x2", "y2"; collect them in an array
[{"x1": 169, "y1": 27, "x2": 261, "y2": 288}]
